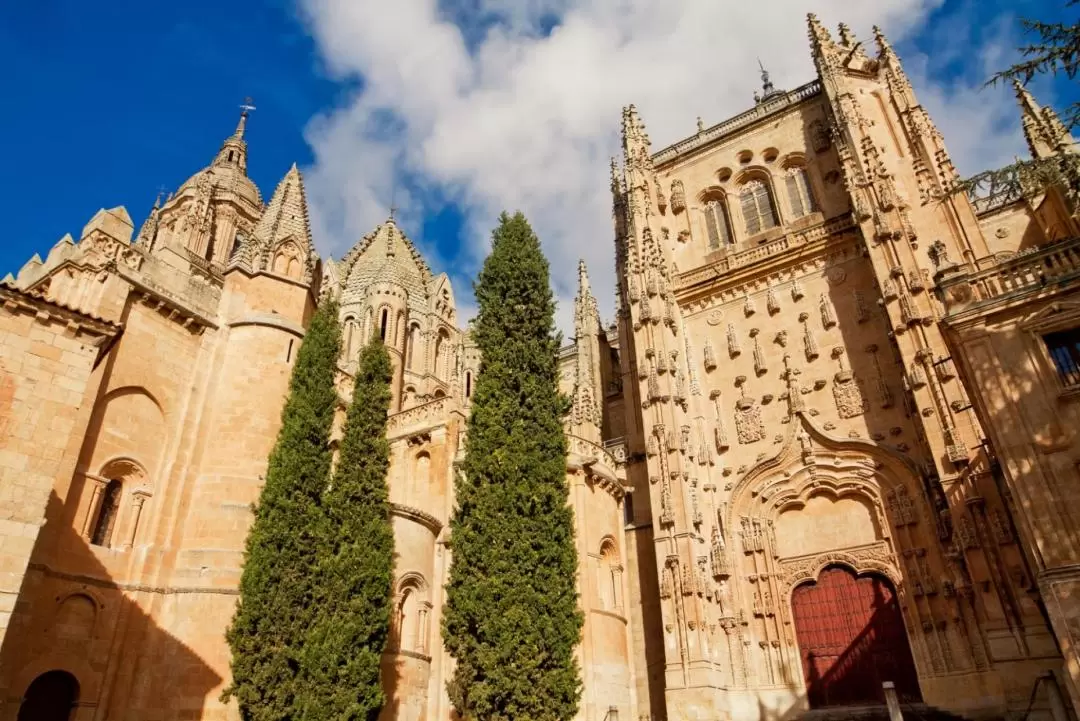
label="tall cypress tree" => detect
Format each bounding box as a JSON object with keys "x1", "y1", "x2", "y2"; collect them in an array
[
  {"x1": 299, "y1": 337, "x2": 396, "y2": 720},
  {"x1": 224, "y1": 299, "x2": 342, "y2": 721},
  {"x1": 443, "y1": 212, "x2": 584, "y2": 721}
]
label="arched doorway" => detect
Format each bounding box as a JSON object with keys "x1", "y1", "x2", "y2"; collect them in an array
[
  {"x1": 18, "y1": 670, "x2": 79, "y2": 721},
  {"x1": 791, "y1": 565, "x2": 921, "y2": 708}
]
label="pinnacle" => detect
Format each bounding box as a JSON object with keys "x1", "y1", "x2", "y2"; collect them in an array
[
  {"x1": 577, "y1": 259, "x2": 591, "y2": 295},
  {"x1": 254, "y1": 163, "x2": 313, "y2": 251},
  {"x1": 872, "y1": 24, "x2": 889, "y2": 54}
]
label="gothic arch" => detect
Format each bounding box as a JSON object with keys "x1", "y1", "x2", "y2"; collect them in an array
[
  {"x1": 783, "y1": 554, "x2": 902, "y2": 602},
  {"x1": 271, "y1": 238, "x2": 303, "y2": 280},
  {"x1": 725, "y1": 412, "x2": 924, "y2": 532}
]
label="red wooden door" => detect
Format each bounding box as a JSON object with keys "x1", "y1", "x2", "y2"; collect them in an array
[{"x1": 791, "y1": 565, "x2": 921, "y2": 708}]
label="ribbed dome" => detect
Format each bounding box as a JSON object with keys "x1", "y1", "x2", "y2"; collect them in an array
[
  {"x1": 174, "y1": 109, "x2": 263, "y2": 209},
  {"x1": 176, "y1": 165, "x2": 262, "y2": 208},
  {"x1": 338, "y1": 218, "x2": 432, "y2": 313}
]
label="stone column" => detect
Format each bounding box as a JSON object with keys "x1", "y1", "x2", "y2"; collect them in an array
[
  {"x1": 81, "y1": 475, "x2": 108, "y2": 539},
  {"x1": 121, "y1": 491, "x2": 150, "y2": 550}
]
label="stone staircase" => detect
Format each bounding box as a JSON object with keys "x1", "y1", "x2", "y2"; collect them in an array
[{"x1": 798, "y1": 704, "x2": 986, "y2": 721}]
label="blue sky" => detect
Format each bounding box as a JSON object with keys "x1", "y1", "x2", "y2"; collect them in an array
[{"x1": 0, "y1": 0, "x2": 1075, "y2": 325}]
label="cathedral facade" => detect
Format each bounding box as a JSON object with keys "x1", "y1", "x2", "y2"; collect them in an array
[{"x1": 3, "y1": 15, "x2": 1080, "y2": 721}]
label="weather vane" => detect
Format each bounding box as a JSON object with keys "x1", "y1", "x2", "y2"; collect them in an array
[{"x1": 240, "y1": 96, "x2": 257, "y2": 115}]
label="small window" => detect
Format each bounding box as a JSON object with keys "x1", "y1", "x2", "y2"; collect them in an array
[
  {"x1": 380, "y1": 308, "x2": 389, "y2": 341},
  {"x1": 623, "y1": 493, "x2": 634, "y2": 526},
  {"x1": 785, "y1": 167, "x2": 816, "y2": 219},
  {"x1": 91, "y1": 480, "x2": 123, "y2": 548},
  {"x1": 465, "y1": 371, "x2": 473, "y2": 399},
  {"x1": 704, "y1": 200, "x2": 733, "y2": 249},
  {"x1": 740, "y1": 179, "x2": 778, "y2": 236},
  {"x1": 1045, "y1": 329, "x2": 1080, "y2": 387}
]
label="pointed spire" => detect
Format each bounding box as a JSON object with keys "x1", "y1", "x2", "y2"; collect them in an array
[
  {"x1": 572, "y1": 259, "x2": 602, "y2": 433},
  {"x1": 837, "y1": 22, "x2": 855, "y2": 47},
  {"x1": 577, "y1": 259, "x2": 592, "y2": 300},
  {"x1": 1013, "y1": 80, "x2": 1073, "y2": 158},
  {"x1": 253, "y1": 163, "x2": 314, "y2": 253},
  {"x1": 136, "y1": 194, "x2": 162, "y2": 248},
  {"x1": 233, "y1": 108, "x2": 249, "y2": 140},
  {"x1": 807, "y1": 13, "x2": 834, "y2": 52},
  {"x1": 872, "y1": 25, "x2": 894, "y2": 57},
  {"x1": 755, "y1": 59, "x2": 783, "y2": 104},
  {"x1": 621, "y1": 104, "x2": 654, "y2": 174},
  {"x1": 212, "y1": 106, "x2": 250, "y2": 173}
]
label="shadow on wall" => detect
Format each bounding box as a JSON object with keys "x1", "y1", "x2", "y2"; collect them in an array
[{"x1": 0, "y1": 490, "x2": 222, "y2": 721}]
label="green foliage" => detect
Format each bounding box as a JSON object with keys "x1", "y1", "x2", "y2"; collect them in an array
[
  {"x1": 989, "y1": 0, "x2": 1080, "y2": 129},
  {"x1": 442, "y1": 212, "x2": 584, "y2": 721},
  {"x1": 299, "y1": 336, "x2": 396, "y2": 720},
  {"x1": 224, "y1": 299, "x2": 342, "y2": 721}
]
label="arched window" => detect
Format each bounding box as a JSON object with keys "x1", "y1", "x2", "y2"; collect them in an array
[
  {"x1": 703, "y1": 199, "x2": 733, "y2": 249},
  {"x1": 343, "y1": 316, "x2": 357, "y2": 359},
  {"x1": 379, "y1": 308, "x2": 389, "y2": 341},
  {"x1": 407, "y1": 323, "x2": 421, "y2": 371},
  {"x1": 393, "y1": 576, "x2": 430, "y2": 654},
  {"x1": 91, "y1": 479, "x2": 122, "y2": 548},
  {"x1": 597, "y1": 541, "x2": 622, "y2": 611},
  {"x1": 363, "y1": 307, "x2": 374, "y2": 342},
  {"x1": 785, "y1": 167, "x2": 817, "y2": 219},
  {"x1": 740, "y1": 178, "x2": 778, "y2": 236},
  {"x1": 434, "y1": 329, "x2": 451, "y2": 379},
  {"x1": 465, "y1": 371, "x2": 473, "y2": 399}
]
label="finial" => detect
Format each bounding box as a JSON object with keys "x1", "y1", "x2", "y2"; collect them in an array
[
  {"x1": 872, "y1": 25, "x2": 893, "y2": 55},
  {"x1": 756, "y1": 59, "x2": 777, "y2": 103},
  {"x1": 697, "y1": 116, "x2": 705, "y2": 133},
  {"x1": 235, "y1": 97, "x2": 256, "y2": 139},
  {"x1": 388, "y1": 184, "x2": 398, "y2": 222},
  {"x1": 837, "y1": 22, "x2": 855, "y2": 47},
  {"x1": 154, "y1": 185, "x2": 167, "y2": 209}
]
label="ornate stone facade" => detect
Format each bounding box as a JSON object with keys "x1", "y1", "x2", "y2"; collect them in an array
[{"x1": 2, "y1": 15, "x2": 1080, "y2": 721}]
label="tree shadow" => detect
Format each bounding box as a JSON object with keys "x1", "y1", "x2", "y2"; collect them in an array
[{"x1": 0, "y1": 489, "x2": 222, "y2": 720}]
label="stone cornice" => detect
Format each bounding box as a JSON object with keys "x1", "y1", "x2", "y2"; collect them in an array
[
  {"x1": 675, "y1": 217, "x2": 862, "y2": 314},
  {"x1": 652, "y1": 81, "x2": 823, "y2": 167},
  {"x1": 0, "y1": 282, "x2": 121, "y2": 337},
  {"x1": 28, "y1": 563, "x2": 239, "y2": 596}
]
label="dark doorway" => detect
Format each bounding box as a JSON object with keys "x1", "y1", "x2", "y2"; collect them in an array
[
  {"x1": 17, "y1": 670, "x2": 79, "y2": 721},
  {"x1": 791, "y1": 565, "x2": 921, "y2": 708}
]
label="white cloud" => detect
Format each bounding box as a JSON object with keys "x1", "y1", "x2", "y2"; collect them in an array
[{"x1": 298, "y1": 0, "x2": 1030, "y2": 333}]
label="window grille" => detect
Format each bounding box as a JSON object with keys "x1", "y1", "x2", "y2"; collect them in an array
[
  {"x1": 1045, "y1": 328, "x2": 1080, "y2": 387},
  {"x1": 740, "y1": 179, "x2": 778, "y2": 236}
]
